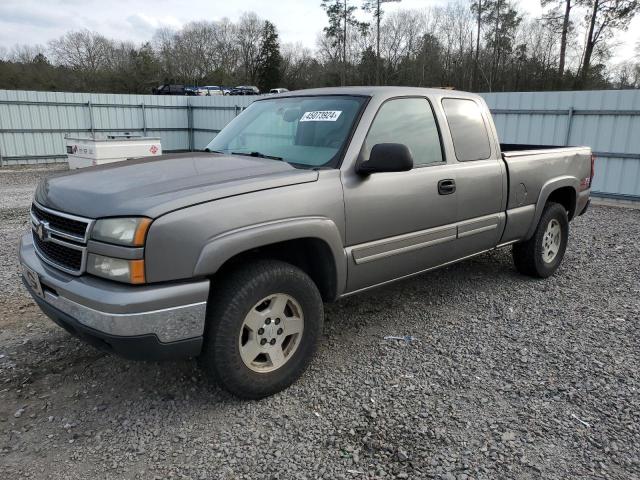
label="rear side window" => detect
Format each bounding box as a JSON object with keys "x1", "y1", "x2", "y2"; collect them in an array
[
  {"x1": 363, "y1": 98, "x2": 443, "y2": 166},
  {"x1": 442, "y1": 98, "x2": 491, "y2": 161}
]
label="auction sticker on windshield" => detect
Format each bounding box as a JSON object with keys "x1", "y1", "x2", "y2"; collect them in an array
[{"x1": 300, "y1": 111, "x2": 342, "y2": 122}]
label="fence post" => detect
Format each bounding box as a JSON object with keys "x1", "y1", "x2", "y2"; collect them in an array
[
  {"x1": 564, "y1": 107, "x2": 574, "y2": 146},
  {"x1": 0, "y1": 148, "x2": 3, "y2": 168},
  {"x1": 187, "y1": 101, "x2": 194, "y2": 151},
  {"x1": 235, "y1": 105, "x2": 240, "y2": 116},
  {"x1": 141, "y1": 103, "x2": 147, "y2": 135},
  {"x1": 88, "y1": 101, "x2": 95, "y2": 136}
]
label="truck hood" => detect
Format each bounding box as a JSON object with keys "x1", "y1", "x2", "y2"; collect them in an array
[{"x1": 35, "y1": 152, "x2": 319, "y2": 218}]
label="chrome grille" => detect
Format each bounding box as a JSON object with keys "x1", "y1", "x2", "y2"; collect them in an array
[
  {"x1": 30, "y1": 202, "x2": 94, "y2": 275},
  {"x1": 31, "y1": 203, "x2": 88, "y2": 238}
]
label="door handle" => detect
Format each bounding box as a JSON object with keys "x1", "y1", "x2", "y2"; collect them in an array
[{"x1": 438, "y1": 179, "x2": 456, "y2": 195}]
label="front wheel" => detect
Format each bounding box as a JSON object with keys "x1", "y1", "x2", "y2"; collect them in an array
[
  {"x1": 199, "y1": 260, "x2": 324, "y2": 399},
  {"x1": 513, "y1": 202, "x2": 569, "y2": 278}
]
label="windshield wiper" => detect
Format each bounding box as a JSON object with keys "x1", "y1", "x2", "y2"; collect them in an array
[{"x1": 231, "y1": 151, "x2": 284, "y2": 161}]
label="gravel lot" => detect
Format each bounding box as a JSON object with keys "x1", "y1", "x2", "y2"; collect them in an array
[{"x1": 0, "y1": 166, "x2": 638, "y2": 480}]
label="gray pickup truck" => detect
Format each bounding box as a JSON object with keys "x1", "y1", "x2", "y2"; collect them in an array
[{"x1": 19, "y1": 87, "x2": 593, "y2": 398}]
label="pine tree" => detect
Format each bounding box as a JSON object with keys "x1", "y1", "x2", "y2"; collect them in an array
[
  {"x1": 256, "y1": 21, "x2": 282, "y2": 92},
  {"x1": 541, "y1": 0, "x2": 573, "y2": 80},
  {"x1": 321, "y1": 0, "x2": 369, "y2": 86},
  {"x1": 472, "y1": 0, "x2": 521, "y2": 91}
]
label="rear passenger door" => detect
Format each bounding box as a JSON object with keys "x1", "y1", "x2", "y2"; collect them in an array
[
  {"x1": 343, "y1": 97, "x2": 461, "y2": 292},
  {"x1": 441, "y1": 98, "x2": 506, "y2": 255}
]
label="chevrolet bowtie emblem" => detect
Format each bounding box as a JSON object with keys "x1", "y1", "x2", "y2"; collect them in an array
[{"x1": 36, "y1": 221, "x2": 51, "y2": 242}]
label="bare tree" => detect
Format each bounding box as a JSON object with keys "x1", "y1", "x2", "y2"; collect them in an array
[
  {"x1": 434, "y1": 3, "x2": 474, "y2": 88},
  {"x1": 281, "y1": 43, "x2": 319, "y2": 89},
  {"x1": 576, "y1": 0, "x2": 640, "y2": 87},
  {"x1": 211, "y1": 19, "x2": 240, "y2": 84},
  {"x1": 175, "y1": 22, "x2": 220, "y2": 83},
  {"x1": 380, "y1": 10, "x2": 426, "y2": 77},
  {"x1": 152, "y1": 27, "x2": 178, "y2": 82},
  {"x1": 49, "y1": 30, "x2": 112, "y2": 73},
  {"x1": 610, "y1": 60, "x2": 639, "y2": 87},
  {"x1": 10, "y1": 44, "x2": 47, "y2": 63},
  {"x1": 236, "y1": 12, "x2": 263, "y2": 84}
]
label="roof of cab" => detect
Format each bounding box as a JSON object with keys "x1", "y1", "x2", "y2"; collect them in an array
[{"x1": 268, "y1": 86, "x2": 482, "y2": 101}]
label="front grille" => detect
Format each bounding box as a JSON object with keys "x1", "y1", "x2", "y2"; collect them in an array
[
  {"x1": 33, "y1": 233, "x2": 83, "y2": 272},
  {"x1": 31, "y1": 203, "x2": 88, "y2": 238},
  {"x1": 31, "y1": 203, "x2": 92, "y2": 275}
]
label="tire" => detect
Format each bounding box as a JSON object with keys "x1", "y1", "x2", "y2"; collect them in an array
[
  {"x1": 513, "y1": 202, "x2": 569, "y2": 278},
  {"x1": 199, "y1": 260, "x2": 324, "y2": 399}
]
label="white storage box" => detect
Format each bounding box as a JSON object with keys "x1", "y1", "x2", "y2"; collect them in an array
[{"x1": 66, "y1": 135, "x2": 162, "y2": 169}]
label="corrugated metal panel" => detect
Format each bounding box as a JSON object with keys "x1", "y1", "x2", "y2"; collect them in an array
[
  {"x1": 191, "y1": 95, "x2": 256, "y2": 150},
  {"x1": 481, "y1": 89, "x2": 640, "y2": 199},
  {"x1": 2, "y1": 88, "x2": 638, "y2": 199},
  {"x1": 0, "y1": 89, "x2": 259, "y2": 165}
]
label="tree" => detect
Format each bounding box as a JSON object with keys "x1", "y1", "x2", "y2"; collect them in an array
[
  {"x1": 321, "y1": 0, "x2": 368, "y2": 85},
  {"x1": 476, "y1": 0, "x2": 522, "y2": 91},
  {"x1": 471, "y1": 0, "x2": 483, "y2": 90},
  {"x1": 256, "y1": 21, "x2": 282, "y2": 92},
  {"x1": 48, "y1": 30, "x2": 111, "y2": 73},
  {"x1": 576, "y1": 0, "x2": 640, "y2": 88},
  {"x1": 611, "y1": 60, "x2": 639, "y2": 88},
  {"x1": 10, "y1": 44, "x2": 48, "y2": 64},
  {"x1": 0, "y1": 3, "x2": 637, "y2": 95},
  {"x1": 363, "y1": 0, "x2": 401, "y2": 85},
  {"x1": 380, "y1": 10, "x2": 426, "y2": 83},
  {"x1": 541, "y1": 0, "x2": 574, "y2": 79},
  {"x1": 236, "y1": 12, "x2": 264, "y2": 84},
  {"x1": 281, "y1": 43, "x2": 321, "y2": 90}
]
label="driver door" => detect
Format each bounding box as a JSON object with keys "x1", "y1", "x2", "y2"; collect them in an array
[{"x1": 342, "y1": 97, "x2": 461, "y2": 292}]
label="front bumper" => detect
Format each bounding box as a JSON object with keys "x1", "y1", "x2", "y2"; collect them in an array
[{"x1": 19, "y1": 233, "x2": 210, "y2": 360}]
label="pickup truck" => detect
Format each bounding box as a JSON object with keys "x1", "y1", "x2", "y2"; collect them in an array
[{"x1": 19, "y1": 87, "x2": 593, "y2": 399}]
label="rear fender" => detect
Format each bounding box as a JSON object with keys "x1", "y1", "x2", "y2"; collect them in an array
[{"x1": 525, "y1": 176, "x2": 578, "y2": 240}]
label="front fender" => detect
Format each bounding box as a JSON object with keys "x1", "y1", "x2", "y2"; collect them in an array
[{"x1": 193, "y1": 216, "x2": 347, "y2": 295}]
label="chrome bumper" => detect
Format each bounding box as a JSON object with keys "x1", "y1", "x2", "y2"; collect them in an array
[{"x1": 19, "y1": 233, "x2": 210, "y2": 343}]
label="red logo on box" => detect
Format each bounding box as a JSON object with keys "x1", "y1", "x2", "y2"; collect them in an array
[{"x1": 149, "y1": 145, "x2": 159, "y2": 154}]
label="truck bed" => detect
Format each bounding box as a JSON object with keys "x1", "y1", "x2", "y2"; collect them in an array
[
  {"x1": 500, "y1": 143, "x2": 586, "y2": 156},
  {"x1": 499, "y1": 143, "x2": 592, "y2": 211}
]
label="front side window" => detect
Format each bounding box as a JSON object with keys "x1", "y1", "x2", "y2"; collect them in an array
[
  {"x1": 362, "y1": 98, "x2": 444, "y2": 166},
  {"x1": 442, "y1": 98, "x2": 492, "y2": 161},
  {"x1": 206, "y1": 95, "x2": 367, "y2": 168}
]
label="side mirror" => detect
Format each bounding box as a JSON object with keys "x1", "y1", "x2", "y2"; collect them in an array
[{"x1": 357, "y1": 143, "x2": 414, "y2": 175}]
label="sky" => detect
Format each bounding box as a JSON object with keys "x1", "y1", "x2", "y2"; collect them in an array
[{"x1": 0, "y1": 0, "x2": 638, "y2": 63}]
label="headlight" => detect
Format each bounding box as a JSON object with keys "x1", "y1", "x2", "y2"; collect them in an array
[
  {"x1": 87, "y1": 254, "x2": 145, "y2": 284},
  {"x1": 91, "y1": 218, "x2": 151, "y2": 246}
]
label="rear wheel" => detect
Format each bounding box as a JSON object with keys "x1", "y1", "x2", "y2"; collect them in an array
[
  {"x1": 199, "y1": 260, "x2": 323, "y2": 399},
  {"x1": 513, "y1": 202, "x2": 569, "y2": 278}
]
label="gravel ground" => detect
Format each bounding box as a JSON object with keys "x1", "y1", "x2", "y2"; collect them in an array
[{"x1": 0, "y1": 166, "x2": 639, "y2": 480}]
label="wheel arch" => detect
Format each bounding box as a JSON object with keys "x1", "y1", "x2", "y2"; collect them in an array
[
  {"x1": 525, "y1": 177, "x2": 578, "y2": 240},
  {"x1": 194, "y1": 217, "x2": 347, "y2": 301}
]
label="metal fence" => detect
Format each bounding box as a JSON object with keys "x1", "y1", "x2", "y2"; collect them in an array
[
  {"x1": 1, "y1": 88, "x2": 639, "y2": 200},
  {"x1": 0, "y1": 89, "x2": 256, "y2": 165},
  {"x1": 481, "y1": 90, "x2": 640, "y2": 200}
]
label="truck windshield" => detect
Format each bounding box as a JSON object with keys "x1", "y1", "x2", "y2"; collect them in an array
[{"x1": 205, "y1": 95, "x2": 367, "y2": 168}]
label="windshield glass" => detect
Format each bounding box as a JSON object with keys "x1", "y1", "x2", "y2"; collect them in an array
[{"x1": 205, "y1": 95, "x2": 367, "y2": 168}]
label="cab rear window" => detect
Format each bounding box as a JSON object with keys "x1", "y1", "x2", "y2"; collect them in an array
[{"x1": 442, "y1": 98, "x2": 491, "y2": 162}]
